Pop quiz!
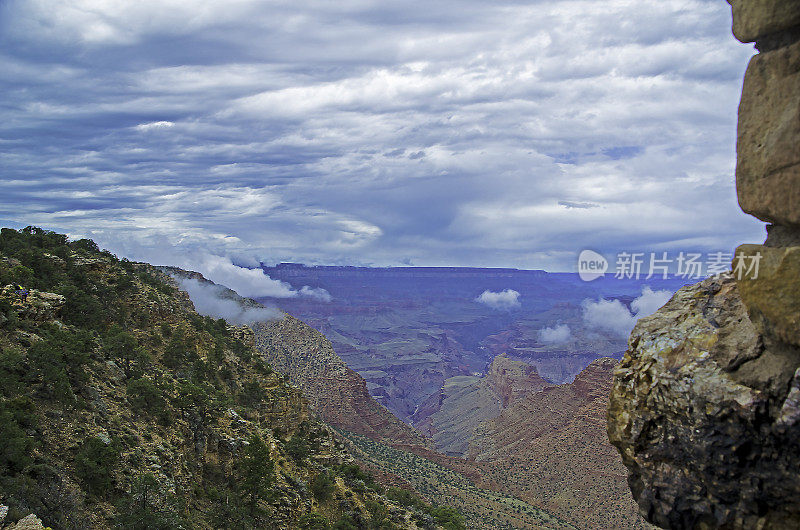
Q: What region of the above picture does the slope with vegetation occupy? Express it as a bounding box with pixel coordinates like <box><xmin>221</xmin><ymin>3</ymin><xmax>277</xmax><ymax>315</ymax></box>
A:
<box><xmin>252</xmin><ymin>316</ymin><xmax>429</xmax><ymax>450</ymax></box>
<box><xmin>0</xmin><ymin>226</ymin><xmax>454</xmax><ymax>530</ymax></box>
<box><xmin>335</xmin><ymin>429</ymin><xmax>575</xmax><ymax>530</ymax></box>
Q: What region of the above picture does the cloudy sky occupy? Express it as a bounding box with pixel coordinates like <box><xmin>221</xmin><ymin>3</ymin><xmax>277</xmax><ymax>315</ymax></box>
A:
<box><xmin>0</xmin><ymin>0</ymin><xmax>766</xmax><ymax>281</ymax></box>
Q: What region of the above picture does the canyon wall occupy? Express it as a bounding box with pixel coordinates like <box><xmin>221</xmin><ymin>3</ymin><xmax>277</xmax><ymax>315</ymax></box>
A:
<box><xmin>607</xmin><ymin>2</ymin><xmax>800</xmax><ymax>528</ymax></box>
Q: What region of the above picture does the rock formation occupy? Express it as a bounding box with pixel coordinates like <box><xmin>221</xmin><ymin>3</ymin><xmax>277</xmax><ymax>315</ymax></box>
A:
<box><xmin>472</xmin><ymin>358</ymin><xmax>651</xmax><ymax>529</ymax></box>
<box><xmin>417</xmin><ymin>354</ymin><xmax>550</xmax><ymax>456</ymax></box>
<box><xmin>608</xmin><ymin>2</ymin><xmax>800</xmax><ymax>527</ymax></box>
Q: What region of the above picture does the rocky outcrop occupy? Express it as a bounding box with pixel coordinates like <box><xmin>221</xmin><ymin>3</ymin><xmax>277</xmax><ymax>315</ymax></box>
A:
<box><xmin>736</xmin><ymin>38</ymin><xmax>800</xmax><ymax>226</ymax></box>
<box><xmin>732</xmin><ymin>0</ymin><xmax>800</xmax><ymax>361</ymax></box>
<box><xmin>0</xmin><ymin>286</ymin><xmax>64</xmax><ymax>323</ymax></box>
<box><xmin>608</xmin><ymin>3</ymin><xmax>800</xmax><ymax>527</ymax></box>
<box><xmin>729</xmin><ymin>0</ymin><xmax>800</xmax><ymax>46</ymax></box>
<box><xmin>608</xmin><ymin>274</ymin><xmax>800</xmax><ymax>528</ymax></box>
<box><xmin>3</xmin><ymin>514</ymin><xmax>45</xmax><ymax>530</ymax></box>
<box><xmin>736</xmin><ymin>244</ymin><xmax>800</xmax><ymax>349</ymax></box>
<box><xmin>484</xmin><ymin>353</ymin><xmax>550</xmax><ymax>407</ymax></box>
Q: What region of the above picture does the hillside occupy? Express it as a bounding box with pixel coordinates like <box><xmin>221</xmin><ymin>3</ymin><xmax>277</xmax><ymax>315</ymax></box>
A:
<box><xmin>336</xmin><ymin>430</ymin><xmax>576</xmax><ymax>530</ymax></box>
<box><xmin>0</xmin><ymin>227</ymin><xmax>462</xmax><ymax>530</ymax></box>
<box><xmin>251</xmin><ymin>316</ymin><xmax>430</xmax><ymax>450</ymax></box>
<box><xmin>467</xmin><ymin>358</ymin><xmax>650</xmax><ymax>529</ymax></box>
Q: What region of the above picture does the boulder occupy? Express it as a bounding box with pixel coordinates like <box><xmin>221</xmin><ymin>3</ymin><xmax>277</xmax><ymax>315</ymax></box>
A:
<box><xmin>608</xmin><ymin>274</ymin><xmax>800</xmax><ymax>528</ymax></box>
<box><xmin>730</xmin><ymin>0</ymin><xmax>800</xmax><ymax>43</ymax></box>
<box><xmin>736</xmin><ymin>244</ymin><xmax>800</xmax><ymax>348</ymax></box>
<box><xmin>736</xmin><ymin>39</ymin><xmax>800</xmax><ymax>227</ymax></box>
<box><xmin>6</xmin><ymin>514</ymin><xmax>45</xmax><ymax>530</ymax></box>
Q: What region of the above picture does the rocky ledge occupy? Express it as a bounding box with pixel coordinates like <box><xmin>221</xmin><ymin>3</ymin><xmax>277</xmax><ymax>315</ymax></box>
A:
<box><xmin>608</xmin><ymin>273</ymin><xmax>800</xmax><ymax>528</ymax></box>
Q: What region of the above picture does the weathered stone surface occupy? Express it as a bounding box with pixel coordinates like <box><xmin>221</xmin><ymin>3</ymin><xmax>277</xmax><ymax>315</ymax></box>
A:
<box><xmin>730</xmin><ymin>0</ymin><xmax>800</xmax><ymax>43</ymax></box>
<box><xmin>6</xmin><ymin>514</ymin><xmax>45</xmax><ymax>530</ymax></box>
<box><xmin>736</xmin><ymin>39</ymin><xmax>800</xmax><ymax>227</ymax></box>
<box><xmin>765</xmin><ymin>223</ymin><xmax>800</xmax><ymax>247</ymax></box>
<box><xmin>736</xmin><ymin>244</ymin><xmax>800</xmax><ymax>348</ymax></box>
<box><xmin>608</xmin><ymin>274</ymin><xmax>800</xmax><ymax>529</ymax></box>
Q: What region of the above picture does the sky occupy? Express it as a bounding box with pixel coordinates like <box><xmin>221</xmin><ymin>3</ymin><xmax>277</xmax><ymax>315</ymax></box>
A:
<box><xmin>0</xmin><ymin>0</ymin><xmax>767</xmax><ymax>289</ymax></box>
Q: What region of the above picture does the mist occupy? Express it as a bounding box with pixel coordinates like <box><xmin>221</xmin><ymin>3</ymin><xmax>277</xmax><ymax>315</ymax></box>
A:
<box><xmin>178</xmin><ymin>278</ymin><xmax>284</xmax><ymax>325</ymax></box>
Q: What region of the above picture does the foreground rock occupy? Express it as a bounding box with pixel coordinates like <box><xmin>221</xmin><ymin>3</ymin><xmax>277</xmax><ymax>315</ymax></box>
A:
<box><xmin>608</xmin><ymin>274</ymin><xmax>800</xmax><ymax>528</ymax></box>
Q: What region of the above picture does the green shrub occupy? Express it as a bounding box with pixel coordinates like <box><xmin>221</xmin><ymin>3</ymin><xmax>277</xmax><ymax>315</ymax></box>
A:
<box><xmin>116</xmin><ymin>473</ymin><xmax>187</xmax><ymax>529</ymax></box>
<box><xmin>230</xmin><ymin>338</ymin><xmax>251</xmax><ymax>362</ymax></box>
<box><xmin>385</xmin><ymin>487</ymin><xmax>424</xmax><ymax>510</ymax></box>
<box><xmin>126</xmin><ymin>378</ymin><xmax>168</xmax><ymax>422</ymax></box>
<box><xmin>28</xmin><ymin>328</ymin><xmax>94</xmax><ymax>402</ymax></box>
<box><xmin>0</xmin><ymin>346</ymin><xmax>25</xmax><ymax>397</ymax></box>
<box><xmin>239</xmin><ymin>380</ymin><xmax>266</xmax><ymax>408</ymax></box>
<box><xmin>162</xmin><ymin>328</ymin><xmax>196</xmax><ymax>369</ymax></box>
<box><xmin>236</xmin><ymin>434</ymin><xmax>274</xmax><ymax>511</ymax></box>
<box><xmin>429</xmin><ymin>506</ymin><xmax>466</xmax><ymax>530</ymax></box>
<box><xmin>59</xmin><ymin>283</ymin><xmax>106</xmax><ymax>330</ymax></box>
<box><xmin>75</xmin><ymin>436</ymin><xmax>121</xmax><ymax>496</ymax></box>
<box><xmin>0</xmin><ymin>397</ymin><xmax>36</xmax><ymax>473</ymax></box>
<box><xmin>70</xmin><ymin>238</ymin><xmax>99</xmax><ymax>253</ymax></box>
<box><xmin>332</xmin><ymin>514</ymin><xmax>359</xmax><ymax>530</ymax></box>
<box><xmin>9</xmin><ymin>265</ymin><xmax>34</xmax><ymax>288</ymax></box>
<box><xmin>310</xmin><ymin>472</ymin><xmax>335</xmax><ymax>501</ymax></box>
<box><xmin>0</xmin><ymin>299</ymin><xmax>20</xmax><ymax>331</ymax></box>
<box><xmin>286</xmin><ymin>435</ymin><xmax>310</xmax><ymax>463</ymax></box>
<box><xmin>298</xmin><ymin>513</ymin><xmax>330</xmax><ymax>529</ymax></box>
<box><xmin>104</xmin><ymin>325</ymin><xmax>147</xmax><ymax>379</ymax></box>
<box><xmin>337</xmin><ymin>464</ymin><xmax>376</xmax><ymax>489</ymax></box>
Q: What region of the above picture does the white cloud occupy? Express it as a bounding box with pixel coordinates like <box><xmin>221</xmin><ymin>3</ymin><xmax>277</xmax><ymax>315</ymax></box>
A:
<box><xmin>299</xmin><ymin>285</ymin><xmax>333</xmax><ymax>302</ymax></box>
<box><xmin>631</xmin><ymin>286</ymin><xmax>673</xmax><ymax>318</ymax></box>
<box><xmin>182</xmin><ymin>254</ymin><xmax>332</xmax><ymax>301</ymax></box>
<box><xmin>475</xmin><ymin>289</ymin><xmax>521</xmax><ymax>310</ymax></box>
<box><xmin>135</xmin><ymin>121</ymin><xmax>175</xmax><ymax>131</ymax></box>
<box><xmin>539</xmin><ymin>323</ymin><xmax>571</xmax><ymax>344</ymax></box>
<box><xmin>582</xmin><ymin>285</ymin><xmax>674</xmax><ymax>338</ymax></box>
<box><xmin>178</xmin><ymin>278</ymin><xmax>283</xmax><ymax>325</ymax></box>
<box><xmin>582</xmin><ymin>298</ymin><xmax>637</xmax><ymax>338</ymax></box>
<box><xmin>194</xmin><ymin>254</ymin><xmax>297</xmax><ymax>298</ymax></box>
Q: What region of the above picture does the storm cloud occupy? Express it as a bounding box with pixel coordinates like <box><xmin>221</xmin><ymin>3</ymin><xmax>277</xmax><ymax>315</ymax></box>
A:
<box><xmin>0</xmin><ymin>0</ymin><xmax>765</xmax><ymax>272</ymax></box>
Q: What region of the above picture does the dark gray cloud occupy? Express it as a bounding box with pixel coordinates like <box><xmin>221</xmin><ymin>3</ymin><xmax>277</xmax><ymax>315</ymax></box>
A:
<box><xmin>0</xmin><ymin>0</ymin><xmax>766</xmax><ymax>279</ymax></box>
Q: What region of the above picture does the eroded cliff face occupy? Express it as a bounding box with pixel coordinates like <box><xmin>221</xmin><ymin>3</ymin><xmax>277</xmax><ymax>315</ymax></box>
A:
<box><xmin>608</xmin><ymin>2</ymin><xmax>800</xmax><ymax>527</ymax></box>
<box><xmin>474</xmin><ymin>357</ymin><xmax>651</xmax><ymax>529</ymax></box>
<box><xmin>252</xmin><ymin>315</ymin><xmax>430</xmax><ymax>449</ymax></box>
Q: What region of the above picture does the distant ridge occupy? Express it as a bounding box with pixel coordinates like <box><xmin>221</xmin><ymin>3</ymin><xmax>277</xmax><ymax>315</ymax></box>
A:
<box><xmin>265</xmin><ymin>263</ymin><xmax>548</xmax><ymax>279</ymax></box>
